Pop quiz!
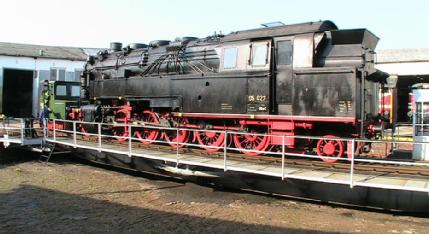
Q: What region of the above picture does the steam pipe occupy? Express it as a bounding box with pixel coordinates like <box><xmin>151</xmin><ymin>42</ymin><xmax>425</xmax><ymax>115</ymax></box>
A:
<box><xmin>360</xmin><ymin>70</ymin><xmax>365</xmax><ymax>139</ymax></box>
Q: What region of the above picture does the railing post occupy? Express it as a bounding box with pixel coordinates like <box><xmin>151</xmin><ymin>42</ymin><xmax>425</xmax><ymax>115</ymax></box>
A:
<box><xmin>20</xmin><ymin>118</ymin><xmax>24</xmax><ymax>145</ymax></box>
<box><xmin>176</xmin><ymin>128</ymin><xmax>180</xmax><ymax>167</ymax></box>
<box><xmin>223</xmin><ymin>131</ymin><xmax>228</xmax><ymax>172</ymax></box>
<box><xmin>73</xmin><ymin>121</ymin><xmax>77</xmax><ymax>148</ymax></box>
<box><xmin>350</xmin><ymin>139</ymin><xmax>356</xmax><ymax>188</ymax></box>
<box><xmin>282</xmin><ymin>135</ymin><xmax>285</xmax><ymax>180</ymax></box>
<box><xmin>98</xmin><ymin>123</ymin><xmax>102</xmax><ymax>152</ymax></box>
<box><xmin>53</xmin><ymin>119</ymin><xmax>56</xmax><ymax>142</ymax></box>
<box><xmin>128</xmin><ymin>124</ymin><xmax>132</xmax><ymax>157</ymax></box>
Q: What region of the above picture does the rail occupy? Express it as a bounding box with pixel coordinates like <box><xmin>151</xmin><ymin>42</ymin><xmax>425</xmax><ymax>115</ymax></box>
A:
<box><xmin>44</xmin><ymin>119</ymin><xmax>429</xmax><ymax>193</ymax></box>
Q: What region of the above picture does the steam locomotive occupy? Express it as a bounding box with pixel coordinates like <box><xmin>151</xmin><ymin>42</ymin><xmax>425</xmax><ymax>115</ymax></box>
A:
<box><xmin>64</xmin><ymin>20</ymin><xmax>387</xmax><ymax>162</ymax></box>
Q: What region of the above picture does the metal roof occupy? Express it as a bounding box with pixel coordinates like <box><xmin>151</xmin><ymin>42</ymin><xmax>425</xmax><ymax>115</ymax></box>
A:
<box><xmin>377</xmin><ymin>48</ymin><xmax>429</xmax><ymax>63</ymax></box>
<box><xmin>0</xmin><ymin>42</ymin><xmax>88</xmax><ymax>61</ymax></box>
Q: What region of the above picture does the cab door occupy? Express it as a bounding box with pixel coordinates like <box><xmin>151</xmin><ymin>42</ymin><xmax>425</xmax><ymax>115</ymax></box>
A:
<box><xmin>274</xmin><ymin>37</ymin><xmax>294</xmax><ymax>115</ymax></box>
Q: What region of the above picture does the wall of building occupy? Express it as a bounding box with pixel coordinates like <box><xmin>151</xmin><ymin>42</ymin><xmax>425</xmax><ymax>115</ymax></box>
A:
<box><xmin>0</xmin><ymin>55</ymin><xmax>85</xmax><ymax>117</ymax></box>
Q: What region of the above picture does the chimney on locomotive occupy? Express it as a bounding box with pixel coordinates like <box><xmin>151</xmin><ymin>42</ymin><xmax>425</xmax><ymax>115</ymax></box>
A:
<box><xmin>110</xmin><ymin>42</ymin><xmax>123</xmax><ymax>52</ymax></box>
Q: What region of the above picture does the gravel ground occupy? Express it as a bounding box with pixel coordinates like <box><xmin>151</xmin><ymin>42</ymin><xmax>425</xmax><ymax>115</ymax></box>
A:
<box><xmin>0</xmin><ymin>150</ymin><xmax>428</xmax><ymax>234</ymax></box>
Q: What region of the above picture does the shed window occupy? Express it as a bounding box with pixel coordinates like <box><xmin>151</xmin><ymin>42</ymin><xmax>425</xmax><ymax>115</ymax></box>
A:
<box><xmin>277</xmin><ymin>40</ymin><xmax>293</xmax><ymax>65</ymax></box>
<box><xmin>74</xmin><ymin>69</ymin><xmax>83</xmax><ymax>82</ymax></box>
<box><xmin>223</xmin><ymin>47</ymin><xmax>238</xmax><ymax>69</ymax></box>
<box><xmin>50</xmin><ymin>68</ymin><xmax>66</xmax><ymax>81</ymax></box>
<box><xmin>65</xmin><ymin>72</ymin><xmax>75</xmax><ymax>81</ymax></box>
<box><xmin>58</xmin><ymin>69</ymin><xmax>66</xmax><ymax>81</ymax></box>
<box><xmin>251</xmin><ymin>44</ymin><xmax>268</xmax><ymax>66</ymax></box>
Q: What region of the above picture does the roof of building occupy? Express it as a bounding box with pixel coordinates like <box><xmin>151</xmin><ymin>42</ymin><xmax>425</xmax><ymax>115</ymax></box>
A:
<box><xmin>377</xmin><ymin>48</ymin><xmax>429</xmax><ymax>63</ymax></box>
<box><xmin>0</xmin><ymin>42</ymin><xmax>90</xmax><ymax>61</ymax></box>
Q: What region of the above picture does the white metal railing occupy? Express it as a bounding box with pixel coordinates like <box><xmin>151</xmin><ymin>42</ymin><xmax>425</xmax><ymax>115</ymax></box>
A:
<box><xmin>0</xmin><ymin>118</ymin><xmax>44</xmax><ymax>146</ymax></box>
<box><xmin>45</xmin><ymin>118</ymin><xmax>429</xmax><ymax>193</ymax></box>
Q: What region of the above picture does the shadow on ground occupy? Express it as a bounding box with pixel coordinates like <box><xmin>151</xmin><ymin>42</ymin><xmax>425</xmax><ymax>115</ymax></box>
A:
<box><xmin>2</xmin><ymin>148</ymin><xmax>429</xmax><ymax>218</ymax></box>
<box><xmin>0</xmin><ymin>185</ymin><xmax>334</xmax><ymax>233</ymax></box>
<box><xmin>0</xmin><ymin>147</ymin><xmax>38</xmax><ymax>168</ymax></box>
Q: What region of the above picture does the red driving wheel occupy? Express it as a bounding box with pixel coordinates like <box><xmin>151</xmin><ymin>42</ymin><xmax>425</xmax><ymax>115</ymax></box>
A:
<box><xmin>195</xmin><ymin>130</ymin><xmax>225</xmax><ymax>152</ymax></box>
<box><xmin>316</xmin><ymin>135</ymin><xmax>344</xmax><ymax>163</ymax></box>
<box><xmin>163</xmin><ymin>118</ymin><xmax>190</xmax><ymax>148</ymax></box>
<box><xmin>112</xmin><ymin>109</ymin><xmax>130</xmax><ymax>142</ymax></box>
<box><xmin>134</xmin><ymin>111</ymin><xmax>160</xmax><ymax>145</ymax></box>
<box><xmin>232</xmin><ymin>127</ymin><xmax>270</xmax><ymax>156</ymax></box>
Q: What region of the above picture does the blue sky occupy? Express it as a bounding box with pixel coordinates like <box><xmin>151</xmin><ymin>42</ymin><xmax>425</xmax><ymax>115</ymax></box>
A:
<box><xmin>0</xmin><ymin>0</ymin><xmax>428</xmax><ymax>50</ymax></box>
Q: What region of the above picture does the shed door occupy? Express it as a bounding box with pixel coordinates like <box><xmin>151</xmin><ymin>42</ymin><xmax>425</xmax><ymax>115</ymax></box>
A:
<box><xmin>274</xmin><ymin>37</ymin><xmax>293</xmax><ymax>114</ymax></box>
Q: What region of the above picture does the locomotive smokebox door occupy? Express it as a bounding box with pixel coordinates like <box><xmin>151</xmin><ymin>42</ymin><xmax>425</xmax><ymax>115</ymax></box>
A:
<box><xmin>274</xmin><ymin>37</ymin><xmax>294</xmax><ymax>114</ymax></box>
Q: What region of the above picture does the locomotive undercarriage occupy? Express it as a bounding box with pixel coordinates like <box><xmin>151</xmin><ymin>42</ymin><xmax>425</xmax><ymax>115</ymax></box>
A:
<box><xmin>67</xmin><ymin>99</ymin><xmax>364</xmax><ymax>163</ymax></box>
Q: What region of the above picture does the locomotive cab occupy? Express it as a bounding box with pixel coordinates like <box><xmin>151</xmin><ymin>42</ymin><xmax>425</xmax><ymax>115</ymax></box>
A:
<box><xmin>49</xmin><ymin>81</ymin><xmax>81</xmax><ymax>119</ymax></box>
<box><xmin>274</xmin><ymin>28</ymin><xmax>382</xmax><ymax>116</ymax></box>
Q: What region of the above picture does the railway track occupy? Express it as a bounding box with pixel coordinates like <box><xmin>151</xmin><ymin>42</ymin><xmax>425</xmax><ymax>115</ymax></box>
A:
<box><xmin>51</xmin><ymin>133</ymin><xmax>429</xmax><ymax>177</ymax></box>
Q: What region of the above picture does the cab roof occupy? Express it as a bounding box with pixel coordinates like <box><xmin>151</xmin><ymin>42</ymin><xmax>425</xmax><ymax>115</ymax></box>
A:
<box><xmin>222</xmin><ymin>20</ymin><xmax>338</xmax><ymax>42</ymax></box>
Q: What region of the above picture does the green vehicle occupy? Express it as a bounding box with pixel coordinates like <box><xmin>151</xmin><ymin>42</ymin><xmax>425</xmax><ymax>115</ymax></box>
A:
<box><xmin>46</xmin><ymin>81</ymin><xmax>82</xmax><ymax>120</ymax></box>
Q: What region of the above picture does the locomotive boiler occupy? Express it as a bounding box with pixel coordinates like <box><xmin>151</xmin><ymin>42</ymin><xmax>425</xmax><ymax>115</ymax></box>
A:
<box><xmin>75</xmin><ymin>20</ymin><xmax>387</xmax><ymax>162</ymax></box>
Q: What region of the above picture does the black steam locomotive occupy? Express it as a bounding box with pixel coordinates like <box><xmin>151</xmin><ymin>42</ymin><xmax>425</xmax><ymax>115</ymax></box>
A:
<box><xmin>73</xmin><ymin>20</ymin><xmax>387</xmax><ymax>161</ymax></box>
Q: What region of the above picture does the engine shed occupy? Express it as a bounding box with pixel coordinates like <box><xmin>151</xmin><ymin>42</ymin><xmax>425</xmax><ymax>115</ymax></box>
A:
<box><xmin>376</xmin><ymin>48</ymin><xmax>429</xmax><ymax>123</ymax></box>
<box><xmin>0</xmin><ymin>42</ymin><xmax>91</xmax><ymax>118</ymax></box>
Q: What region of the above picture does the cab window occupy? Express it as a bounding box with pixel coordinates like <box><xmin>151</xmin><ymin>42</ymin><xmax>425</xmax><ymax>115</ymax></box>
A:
<box><xmin>55</xmin><ymin>85</ymin><xmax>67</xmax><ymax>96</ymax></box>
<box><xmin>251</xmin><ymin>44</ymin><xmax>268</xmax><ymax>66</ymax></box>
<box><xmin>71</xmin><ymin>86</ymin><xmax>80</xmax><ymax>97</ymax></box>
<box><xmin>54</xmin><ymin>82</ymin><xmax>80</xmax><ymax>100</ymax></box>
<box><xmin>277</xmin><ymin>40</ymin><xmax>293</xmax><ymax>65</ymax></box>
<box><xmin>223</xmin><ymin>47</ymin><xmax>238</xmax><ymax>69</ymax></box>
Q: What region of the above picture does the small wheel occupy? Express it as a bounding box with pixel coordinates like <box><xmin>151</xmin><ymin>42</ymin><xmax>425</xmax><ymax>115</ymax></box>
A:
<box><xmin>195</xmin><ymin>130</ymin><xmax>225</xmax><ymax>152</ymax></box>
<box><xmin>77</xmin><ymin>116</ymin><xmax>91</xmax><ymax>140</ymax></box>
<box><xmin>232</xmin><ymin>127</ymin><xmax>270</xmax><ymax>156</ymax></box>
<box><xmin>79</xmin><ymin>123</ymin><xmax>90</xmax><ymax>139</ymax></box>
<box><xmin>316</xmin><ymin>135</ymin><xmax>344</xmax><ymax>163</ymax></box>
<box><xmin>163</xmin><ymin>118</ymin><xmax>190</xmax><ymax>148</ymax></box>
<box><xmin>134</xmin><ymin>111</ymin><xmax>160</xmax><ymax>145</ymax></box>
<box><xmin>112</xmin><ymin>109</ymin><xmax>129</xmax><ymax>142</ymax></box>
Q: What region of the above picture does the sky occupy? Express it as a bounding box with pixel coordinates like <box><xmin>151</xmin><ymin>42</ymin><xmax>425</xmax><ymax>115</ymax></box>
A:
<box><xmin>0</xmin><ymin>0</ymin><xmax>428</xmax><ymax>50</ymax></box>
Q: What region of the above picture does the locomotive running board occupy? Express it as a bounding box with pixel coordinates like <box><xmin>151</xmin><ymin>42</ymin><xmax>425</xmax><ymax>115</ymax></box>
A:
<box><xmin>172</xmin><ymin>112</ymin><xmax>356</xmax><ymax>123</ymax></box>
